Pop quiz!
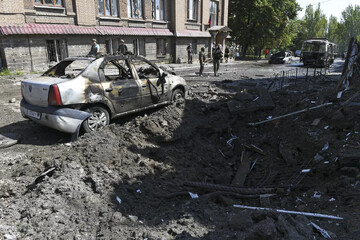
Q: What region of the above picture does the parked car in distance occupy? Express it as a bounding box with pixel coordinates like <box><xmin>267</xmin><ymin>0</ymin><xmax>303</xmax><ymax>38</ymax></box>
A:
<box><xmin>268</xmin><ymin>51</ymin><xmax>293</xmax><ymax>64</ymax></box>
<box><xmin>295</xmin><ymin>50</ymin><xmax>301</xmax><ymax>57</ymax></box>
<box><xmin>20</xmin><ymin>55</ymin><xmax>189</xmax><ymax>134</ymax></box>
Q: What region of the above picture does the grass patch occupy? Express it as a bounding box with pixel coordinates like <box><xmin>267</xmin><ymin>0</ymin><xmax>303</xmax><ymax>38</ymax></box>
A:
<box><xmin>0</xmin><ymin>69</ymin><xmax>12</xmax><ymax>76</ymax></box>
<box><xmin>0</xmin><ymin>69</ymin><xmax>25</xmax><ymax>76</ymax></box>
<box><xmin>14</xmin><ymin>70</ymin><xmax>24</xmax><ymax>75</ymax></box>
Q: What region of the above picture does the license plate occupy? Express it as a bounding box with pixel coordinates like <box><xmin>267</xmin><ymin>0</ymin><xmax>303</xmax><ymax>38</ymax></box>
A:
<box><xmin>25</xmin><ymin>108</ymin><xmax>41</xmax><ymax>120</ymax></box>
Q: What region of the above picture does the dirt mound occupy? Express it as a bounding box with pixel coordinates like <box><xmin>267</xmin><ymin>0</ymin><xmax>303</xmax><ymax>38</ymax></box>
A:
<box><xmin>1</xmin><ymin>73</ymin><xmax>360</xmax><ymax>239</ymax></box>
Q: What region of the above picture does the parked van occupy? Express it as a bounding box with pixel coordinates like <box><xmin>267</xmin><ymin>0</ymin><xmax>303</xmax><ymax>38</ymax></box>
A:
<box><xmin>301</xmin><ymin>38</ymin><xmax>335</xmax><ymax>67</ymax></box>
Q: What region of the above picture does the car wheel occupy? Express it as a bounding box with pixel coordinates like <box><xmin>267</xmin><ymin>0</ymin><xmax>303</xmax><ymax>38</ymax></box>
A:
<box><xmin>82</xmin><ymin>106</ymin><xmax>110</xmax><ymax>133</ymax></box>
<box><xmin>171</xmin><ymin>88</ymin><xmax>185</xmax><ymax>102</ymax></box>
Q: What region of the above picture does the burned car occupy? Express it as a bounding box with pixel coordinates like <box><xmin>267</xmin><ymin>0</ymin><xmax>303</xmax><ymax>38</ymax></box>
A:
<box><xmin>268</xmin><ymin>51</ymin><xmax>293</xmax><ymax>64</ymax></box>
<box><xmin>20</xmin><ymin>55</ymin><xmax>189</xmax><ymax>133</ymax></box>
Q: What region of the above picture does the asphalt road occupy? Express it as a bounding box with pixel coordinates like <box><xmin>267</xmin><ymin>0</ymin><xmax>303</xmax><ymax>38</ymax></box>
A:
<box><xmin>170</xmin><ymin>58</ymin><xmax>344</xmax><ymax>80</ymax></box>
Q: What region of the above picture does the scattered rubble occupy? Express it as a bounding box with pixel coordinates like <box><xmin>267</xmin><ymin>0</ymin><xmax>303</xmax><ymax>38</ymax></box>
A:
<box><xmin>1</xmin><ymin>61</ymin><xmax>360</xmax><ymax>239</ymax></box>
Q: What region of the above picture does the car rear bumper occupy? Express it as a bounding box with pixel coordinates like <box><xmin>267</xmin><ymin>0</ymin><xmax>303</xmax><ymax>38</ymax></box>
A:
<box><xmin>20</xmin><ymin>100</ymin><xmax>91</xmax><ymax>134</ymax></box>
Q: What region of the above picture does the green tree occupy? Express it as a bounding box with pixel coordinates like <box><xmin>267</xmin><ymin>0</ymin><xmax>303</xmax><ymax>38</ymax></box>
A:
<box><xmin>275</xmin><ymin>19</ymin><xmax>301</xmax><ymax>51</ymax></box>
<box><xmin>291</xmin><ymin>20</ymin><xmax>307</xmax><ymax>50</ymax></box>
<box><xmin>327</xmin><ymin>15</ymin><xmax>339</xmax><ymax>43</ymax></box>
<box><xmin>303</xmin><ymin>4</ymin><xmax>328</xmax><ymax>39</ymax></box>
<box><xmin>339</xmin><ymin>5</ymin><xmax>360</xmax><ymax>51</ymax></box>
<box><xmin>290</xmin><ymin>4</ymin><xmax>328</xmax><ymax>51</ymax></box>
<box><xmin>229</xmin><ymin>0</ymin><xmax>300</xmax><ymax>57</ymax></box>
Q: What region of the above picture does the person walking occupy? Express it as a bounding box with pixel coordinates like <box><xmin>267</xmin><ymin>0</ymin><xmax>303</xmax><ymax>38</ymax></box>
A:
<box><xmin>88</xmin><ymin>39</ymin><xmax>100</xmax><ymax>56</ymax></box>
<box><xmin>211</xmin><ymin>42</ymin><xmax>216</xmax><ymax>57</ymax></box>
<box><xmin>186</xmin><ymin>43</ymin><xmax>193</xmax><ymax>64</ymax></box>
<box><xmin>199</xmin><ymin>47</ymin><xmax>206</xmax><ymax>76</ymax></box>
<box><xmin>117</xmin><ymin>39</ymin><xmax>128</xmax><ymax>55</ymax></box>
<box><xmin>224</xmin><ymin>46</ymin><xmax>230</xmax><ymax>63</ymax></box>
<box><xmin>213</xmin><ymin>44</ymin><xmax>223</xmax><ymax>76</ymax></box>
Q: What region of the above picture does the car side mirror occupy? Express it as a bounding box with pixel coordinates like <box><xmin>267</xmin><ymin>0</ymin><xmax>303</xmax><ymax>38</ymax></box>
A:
<box><xmin>162</xmin><ymin>72</ymin><xmax>168</xmax><ymax>78</ymax></box>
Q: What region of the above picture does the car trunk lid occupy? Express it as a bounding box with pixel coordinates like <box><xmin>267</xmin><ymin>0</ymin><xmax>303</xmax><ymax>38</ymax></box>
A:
<box><xmin>21</xmin><ymin>77</ymin><xmax>67</xmax><ymax>107</ymax></box>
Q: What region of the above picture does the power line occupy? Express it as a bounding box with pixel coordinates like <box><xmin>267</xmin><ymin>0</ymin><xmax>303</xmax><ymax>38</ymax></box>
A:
<box><xmin>319</xmin><ymin>0</ymin><xmax>334</xmax><ymax>4</ymax></box>
<box><xmin>306</xmin><ymin>0</ymin><xmax>336</xmax><ymax>7</ymax></box>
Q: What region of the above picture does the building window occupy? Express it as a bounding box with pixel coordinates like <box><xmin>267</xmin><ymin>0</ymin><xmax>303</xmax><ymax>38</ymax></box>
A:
<box><xmin>188</xmin><ymin>0</ymin><xmax>198</xmax><ymax>21</ymax></box>
<box><xmin>152</xmin><ymin>0</ymin><xmax>165</xmax><ymax>20</ymax></box>
<box><xmin>192</xmin><ymin>39</ymin><xmax>198</xmax><ymax>54</ymax></box>
<box><xmin>105</xmin><ymin>39</ymin><xmax>120</xmax><ymax>55</ymax></box>
<box><xmin>127</xmin><ymin>0</ymin><xmax>143</xmax><ymax>19</ymax></box>
<box><xmin>35</xmin><ymin>0</ymin><xmax>62</xmax><ymax>5</ymax></box>
<box><xmin>209</xmin><ymin>0</ymin><xmax>218</xmax><ymax>27</ymax></box>
<box><xmin>46</xmin><ymin>39</ymin><xmax>67</xmax><ymax>62</ymax></box>
<box><xmin>98</xmin><ymin>0</ymin><xmax>118</xmax><ymax>17</ymax></box>
<box><xmin>133</xmin><ymin>39</ymin><xmax>145</xmax><ymax>56</ymax></box>
<box><xmin>156</xmin><ymin>39</ymin><xmax>167</xmax><ymax>56</ymax></box>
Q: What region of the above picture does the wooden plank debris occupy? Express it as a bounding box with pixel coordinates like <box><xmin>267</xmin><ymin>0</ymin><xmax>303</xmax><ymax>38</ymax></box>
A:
<box><xmin>244</xmin><ymin>144</ymin><xmax>265</xmax><ymax>155</ymax></box>
<box><xmin>231</xmin><ymin>150</ymin><xmax>251</xmax><ymax>186</ymax></box>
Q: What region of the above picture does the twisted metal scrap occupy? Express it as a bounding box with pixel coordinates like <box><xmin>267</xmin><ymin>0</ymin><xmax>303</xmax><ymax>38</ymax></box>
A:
<box><xmin>183</xmin><ymin>181</ymin><xmax>278</xmax><ymax>195</ymax></box>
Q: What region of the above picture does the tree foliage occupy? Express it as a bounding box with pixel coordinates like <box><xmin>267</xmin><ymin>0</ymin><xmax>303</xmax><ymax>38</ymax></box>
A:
<box><xmin>303</xmin><ymin>4</ymin><xmax>328</xmax><ymax>39</ymax></box>
<box><xmin>327</xmin><ymin>15</ymin><xmax>339</xmax><ymax>43</ymax></box>
<box><xmin>229</xmin><ymin>1</ymin><xmax>360</xmax><ymax>56</ymax></box>
<box><xmin>229</xmin><ymin>0</ymin><xmax>300</xmax><ymax>56</ymax></box>
<box><xmin>291</xmin><ymin>4</ymin><xmax>360</xmax><ymax>53</ymax></box>
<box><xmin>336</xmin><ymin>5</ymin><xmax>360</xmax><ymax>52</ymax></box>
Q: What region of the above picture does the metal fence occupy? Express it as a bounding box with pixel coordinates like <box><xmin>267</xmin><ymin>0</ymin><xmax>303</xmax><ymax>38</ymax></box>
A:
<box><xmin>268</xmin><ymin>66</ymin><xmax>330</xmax><ymax>91</ymax></box>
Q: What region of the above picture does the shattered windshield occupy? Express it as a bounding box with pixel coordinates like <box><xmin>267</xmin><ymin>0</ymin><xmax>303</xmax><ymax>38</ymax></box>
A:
<box><xmin>43</xmin><ymin>59</ymin><xmax>93</xmax><ymax>79</ymax></box>
<box><xmin>302</xmin><ymin>42</ymin><xmax>326</xmax><ymax>53</ymax></box>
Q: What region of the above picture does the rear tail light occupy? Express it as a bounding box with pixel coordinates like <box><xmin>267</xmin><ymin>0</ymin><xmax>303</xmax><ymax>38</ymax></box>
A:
<box><xmin>48</xmin><ymin>84</ymin><xmax>62</xmax><ymax>106</ymax></box>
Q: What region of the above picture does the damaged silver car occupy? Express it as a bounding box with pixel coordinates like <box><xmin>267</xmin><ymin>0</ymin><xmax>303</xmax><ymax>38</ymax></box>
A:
<box><xmin>20</xmin><ymin>55</ymin><xmax>189</xmax><ymax>134</ymax></box>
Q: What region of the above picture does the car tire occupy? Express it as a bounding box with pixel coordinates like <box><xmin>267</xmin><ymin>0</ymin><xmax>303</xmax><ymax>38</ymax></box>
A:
<box><xmin>82</xmin><ymin>106</ymin><xmax>110</xmax><ymax>133</ymax></box>
<box><xmin>171</xmin><ymin>88</ymin><xmax>185</xmax><ymax>102</ymax></box>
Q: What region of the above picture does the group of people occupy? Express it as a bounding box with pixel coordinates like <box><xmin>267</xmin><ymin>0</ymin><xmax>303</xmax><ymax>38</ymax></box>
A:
<box><xmin>88</xmin><ymin>38</ymin><xmax>128</xmax><ymax>56</ymax></box>
<box><xmin>188</xmin><ymin>42</ymin><xmax>230</xmax><ymax>77</ymax></box>
<box><xmin>89</xmin><ymin>39</ymin><xmax>230</xmax><ymax>77</ymax></box>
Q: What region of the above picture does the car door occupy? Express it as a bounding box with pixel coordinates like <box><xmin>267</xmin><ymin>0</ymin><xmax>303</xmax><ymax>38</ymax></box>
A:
<box><xmin>99</xmin><ymin>58</ymin><xmax>141</xmax><ymax>114</ymax></box>
<box><xmin>131</xmin><ymin>58</ymin><xmax>169</xmax><ymax>108</ymax></box>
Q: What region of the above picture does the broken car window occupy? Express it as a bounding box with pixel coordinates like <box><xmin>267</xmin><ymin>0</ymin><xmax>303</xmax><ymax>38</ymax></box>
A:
<box><xmin>102</xmin><ymin>60</ymin><xmax>133</xmax><ymax>81</ymax></box>
<box><xmin>43</xmin><ymin>59</ymin><xmax>93</xmax><ymax>79</ymax></box>
<box><xmin>132</xmin><ymin>59</ymin><xmax>159</xmax><ymax>80</ymax></box>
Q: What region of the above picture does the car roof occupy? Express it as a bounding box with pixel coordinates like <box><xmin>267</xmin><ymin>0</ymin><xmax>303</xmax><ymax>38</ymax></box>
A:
<box><xmin>61</xmin><ymin>55</ymin><xmax>149</xmax><ymax>63</ymax></box>
<box><xmin>61</xmin><ymin>55</ymin><xmax>160</xmax><ymax>70</ymax></box>
<box><xmin>62</xmin><ymin>57</ymin><xmax>96</xmax><ymax>61</ymax></box>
